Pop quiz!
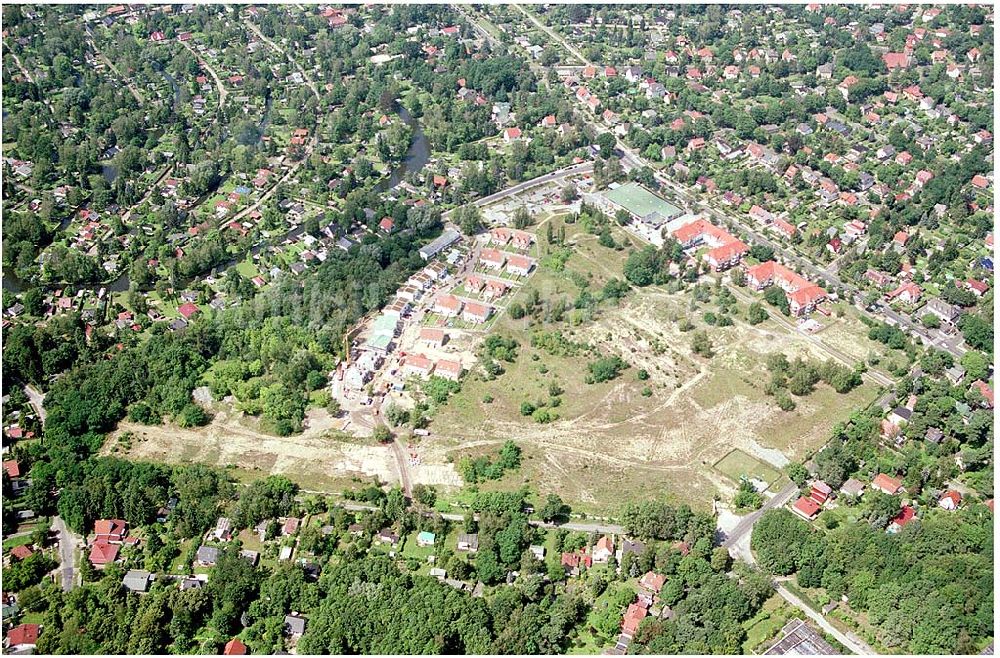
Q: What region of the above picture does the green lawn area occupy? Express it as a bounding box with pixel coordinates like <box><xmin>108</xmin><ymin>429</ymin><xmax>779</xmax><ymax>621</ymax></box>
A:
<box><xmin>714</xmin><ymin>448</ymin><xmax>782</xmax><ymax>486</ymax></box>
<box><xmin>3</xmin><ymin>534</ymin><xmax>35</xmax><ymax>551</ymax></box>
<box><xmin>742</xmin><ymin>594</ymin><xmax>799</xmax><ymax>653</ymax></box>
<box><xmin>235</xmin><ymin>257</ymin><xmax>259</xmax><ymax>279</ymax></box>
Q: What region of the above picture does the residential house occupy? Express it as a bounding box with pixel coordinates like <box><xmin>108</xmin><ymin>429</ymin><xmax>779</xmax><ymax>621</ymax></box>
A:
<box><xmin>462</xmin><ymin>302</ymin><xmax>492</xmax><ymax>324</ymax></box>
<box><xmin>122</xmin><ymin>570</ymin><xmax>153</xmax><ymax>593</ymax></box>
<box><xmin>457</xmin><ymin>533</ymin><xmax>479</xmax><ymax>552</ymax></box>
<box><xmin>792</xmin><ymin>496</ymin><xmax>821</xmax><ymax>520</ymax></box>
<box><xmin>872</xmin><ymin>473</ymin><xmax>902</xmax><ymax>495</ymax></box>
<box><xmin>887</xmin><ymin>505</ymin><xmax>916</xmax><ymax>533</ymax></box>
<box><xmin>939</xmin><ymin>490</ymin><xmax>961</xmax><ymax>511</ymax></box>
<box><xmin>592</xmin><ymin>536</ymin><xmax>614</xmax><ymax>563</ymax></box>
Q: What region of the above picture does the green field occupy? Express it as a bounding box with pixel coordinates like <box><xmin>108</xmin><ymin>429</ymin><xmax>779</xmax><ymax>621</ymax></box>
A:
<box><xmin>714</xmin><ymin>449</ymin><xmax>782</xmax><ymax>486</ymax></box>
<box><xmin>604</xmin><ymin>182</ymin><xmax>682</xmax><ymax>221</ymax></box>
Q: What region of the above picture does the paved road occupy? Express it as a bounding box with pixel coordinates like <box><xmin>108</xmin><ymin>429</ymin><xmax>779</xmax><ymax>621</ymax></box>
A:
<box><xmin>497</xmin><ymin>4</ymin><xmax>967</xmax><ymax>361</ymax></box>
<box><xmin>52</xmin><ymin>516</ymin><xmax>81</xmax><ymax>592</ymax></box>
<box><xmin>514</xmin><ymin>4</ymin><xmax>591</xmax><ymax>66</ymax></box>
<box><xmin>85</xmin><ymin>27</ymin><xmax>145</xmax><ymax>106</ymax></box>
<box><xmin>179</xmin><ymin>39</ymin><xmax>227</xmax><ymax>109</ymax></box>
<box><xmin>721</xmin><ymin>482</ymin><xmax>798</xmax><ymax>550</ymax></box>
<box><xmin>776</xmin><ymin>583</ymin><xmax>876</xmax><ymax>655</ymax></box>
<box><xmin>24</xmin><ymin>384</ymin><xmax>46</xmax><ymax>425</ymax></box>
<box><xmin>467</xmin><ymin>162</ymin><xmax>593</xmax><ymax>208</ymax></box>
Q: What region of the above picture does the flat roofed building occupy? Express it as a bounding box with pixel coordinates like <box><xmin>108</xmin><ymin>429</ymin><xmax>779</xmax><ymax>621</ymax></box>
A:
<box><xmin>764</xmin><ymin>619</ymin><xmax>837</xmax><ymax>655</ymax></box>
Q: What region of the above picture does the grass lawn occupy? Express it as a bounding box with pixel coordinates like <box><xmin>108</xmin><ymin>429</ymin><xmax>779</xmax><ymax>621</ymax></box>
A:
<box><xmin>2</xmin><ymin>534</ymin><xmax>35</xmax><ymax>551</ymax></box>
<box><xmin>235</xmin><ymin>257</ymin><xmax>259</xmax><ymax>279</ymax></box>
<box><xmin>714</xmin><ymin>449</ymin><xmax>782</xmax><ymax>486</ymax></box>
<box><xmin>741</xmin><ymin>594</ymin><xmax>799</xmax><ymax>653</ymax></box>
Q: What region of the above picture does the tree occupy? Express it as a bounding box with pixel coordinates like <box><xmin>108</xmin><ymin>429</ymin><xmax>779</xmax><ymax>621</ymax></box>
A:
<box><xmin>732</xmin><ymin>477</ymin><xmax>763</xmax><ymax>511</ymax></box>
<box><xmin>372</xmin><ymin>424</ymin><xmax>393</xmax><ymax>444</ymax></box>
<box><xmin>784</xmin><ymin>462</ymin><xmax>809</xmax><ymax>487</ymax></box>
<box><xmin>596</xmin><ymin>133</ymin><xmax>616</xmax><ymax>159</ymax></box>
<box><xmin>746</xmin><ymin>302</ymin><xmax>768</xmax><ymax>325</ymax></box>
<box><xmin>540</xmin><ymin>494</ymin><xmax>567</xmax><ymax>523</ymax></box>
<box><xmin>691</xmin><ymin>331</ymin><xmax>714</xmax><ymax>358</ymax></box>
<box><xmin>750</xmin><ymin>509</ymin><xmax>812</xmax><ymax>576</ymax></box>
<box><xmin>710</xmin><ymin>547</ymin><xmax>731</xmax><ymax>572</ymax></box>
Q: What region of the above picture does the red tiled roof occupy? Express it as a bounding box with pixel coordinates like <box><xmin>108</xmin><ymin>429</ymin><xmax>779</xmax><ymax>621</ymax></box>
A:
<box><xmin>223</xmin><ymin>638</ymin><xmax>247</xmax><ymax>655</ymax></box>
<box><xmin>178</xmin><ymin>302</ymin><xmax>200</xmax><ymax>319</ymax></box>
<box><xmin>89</xmin><ymin>540</ymin><xmax>120</xmax><ymax>565</ymax></box>
<box><xmin>2</xmin><ymin>460</ymin><xmax>20</xmax><ymax>478</ymax></box>
<box><xmin>890</xmin><ymin>505</ymin><xmax>916</xmax><ymax>529</ymax></box>
<box><xmin>793</xmin><ymin>496</ymin><xmax>821</xmax><ymax>518</ymax></box>
<box><xmin>10</xmin><ymin>545</ymin><xmax>33</xmax><ymax>560</ymax></box>
<box><xmin>873</xmin><ymin>473</ymin><xmax>902</xmax><ymax>494</ymax></box>
<box><xmin>7</xmin><ymin>624</ymin><xmax>40</xmax><ymax>647</ymax></box>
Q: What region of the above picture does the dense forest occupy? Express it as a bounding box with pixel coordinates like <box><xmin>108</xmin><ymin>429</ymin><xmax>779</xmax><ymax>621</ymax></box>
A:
<box><xmin>751</xmin><ymin>508</ymin><xmax>993</xmax><ymax>654</ymax></box>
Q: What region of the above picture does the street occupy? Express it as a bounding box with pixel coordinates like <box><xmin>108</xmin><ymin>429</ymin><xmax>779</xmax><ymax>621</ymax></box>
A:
<box><xmin>52</xmin><ymin>516</ymin><xmax>81</xmax><ymax>592</ymax></box>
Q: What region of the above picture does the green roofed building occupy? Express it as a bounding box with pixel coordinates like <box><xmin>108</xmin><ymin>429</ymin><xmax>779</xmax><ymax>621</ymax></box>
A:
<box><xmin>366</xmin><ymin>333</ymin><xmax>392</xmax><ymax>352</ymax></box>
<box><xmin>603</xmin><ymin>182</ymin><xmax>683</xmax><ymax>228</ymax></box>
<box><xmin>372</xmin><ymin>314</ymin><xmax>399</xmax><ymax>336</ymax></box>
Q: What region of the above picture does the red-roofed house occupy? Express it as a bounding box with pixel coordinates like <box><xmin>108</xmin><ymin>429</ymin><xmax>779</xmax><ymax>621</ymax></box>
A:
<box><xmin>971</xmin><ymin>174</ymin><xmax>990</xmax><ymax>189</ymax></box>
<box><xmin>178</xmin><ymin>302</ymin><xmax>200</xmax><ymax>320</ymax></box>
<box><xmin>792</xmin><ymin>496</ymin><xmax>821</xmax><ymax>520</ymax></box>
<box><xmin>506</xmin><ymin>255</ymin><xmax>535</xmax><ymax>277</ymax></box>
<box><xmin>379</xmin><ymin>217</ymin><xmax>394</xmax><ymax>233</ymax></box>
<box><xmin>480</xmin><ymin>248</ymin><xmax>506</xmax><ymax>270</ymax></box>
<box><xmin>223</xmin><ymin>638</ymin><xmax>248</xmax><ymax>655</ymax></box>
<box><xmin>887</xmin><ymin>282</ymin><xmax>921</xmax><ymax>304</ymax></box>
<box><xmin>971</xmin><ymin>381</ymin><xmax>993</xmax><ymax>408</ymax></box>
<box><xmin>639</xmin><ymin>571</ymin><xmax>666</xmax><ymax>593</ymax></box>
<box><xmin>10</xmin><ymin>545</ymin><xmax>34</xmax><ymax>561</ymax></box>
<box><xmin>462</xmin><ymin>302</ymin><xmax>492</xmax><ymax>324</ymax></box>
<box><xmin>810</xmin><ymin>481</ymin><xmax>832</xmax><ymax>505</ymax></box>
<box><xmin>435</xmin><ymin>359</ymin><xmax>464</xmax><ymax>381</ymax></box>
<box><xmin>893</xmin><ymin>230</ymin><xmax>909</xmax><ymax>246</ymax></box>
<box><xmin>502</xmin><ymin>127</ymin><xmax>523</xmax><ymax>143</ymax></box>
<box><xmin>5</xmin><ymin>624</ymin><xmax>40</xmax><ymax>652</ymax></box>
<box><xmin>433</xmin><ymin>294</ymin><xmax>462</xmax><ymax>317</ymax></box>
<box><xmin>3</xmin><ymin>460</ymin><xmax>20</xmax><ymax>479</ymax></box>
<box><xmin>939</xmin><ymin>490</ymin><xmax>961</xmax><ymax>511</ymax></box>
<box><xmin>872</xmin><ymin>473</ymin><xmax>902</xmax><ymax>495</ymax></box>
<box><xmin>402</xmin><ymin>354</ymin><xmax>434</xmax><ymax>378</ymax></box>
<box><xmin>94</xmin><ymin>519</ymin><xmax>128</xmax><ymax>544</ymax></box>
<box><xmin>592</xmin><ymin>536</ymin><xmax>614</xmax><ymax>563</ymax></box>
<box><xmin>965</xmin><ymin>279</ymin><xmax>989</xmax><ymax>297</ymax></box>
<box><xmin>622</xmin><ymin>602</ymin><xmax>648</xmax><ymax>636</ymax></box>
<box><xmin>419</xmin><ymin>328</ymin><xmax>446</xmax><ymax>347</ymax></box>
<box><xmin>882</xmin><ymin>52</ymin><xmax>912</xmax><ymax>70</ymax></box>
<box><xmin>887</xmin><ymin>505</ymin><xmax>915</xmax><ymax>533</ymax></box>
<box><xmin>89</xmin><ymin>540</ymin><xmax>121</xmax><ymax>567</ymax></box>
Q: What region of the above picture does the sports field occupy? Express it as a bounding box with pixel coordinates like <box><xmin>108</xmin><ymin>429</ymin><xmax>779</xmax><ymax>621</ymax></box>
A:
<box><xmin>604</xmin><ymin>182</ymin><xmax>683</xmax><ymax>221</ymax></box>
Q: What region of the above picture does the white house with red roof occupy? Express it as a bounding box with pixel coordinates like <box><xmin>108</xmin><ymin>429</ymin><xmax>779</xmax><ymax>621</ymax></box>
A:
<box><xmin>462</xmin><ymin>302</ymin><xmax>492</xmax><ymax>324</ymax></box>
<box><xmin>433</xmin><ymin>294</ymin><xmax>463</xmax><ymax>317</ymax></box>
<box><xmin>592</xmin><ymin>535</ymin><xmax>614</xmax><ymax>563</ymax></box>
<box><xmin>506</xmin><ymin>255</ymin><xmax>535</xmax><ymax>277</ymax></box>
<box><xmin>887</xmin><ymin>505</ymin><xmax>916</xmax><ymax>533</ymax></box>
<box><xmin>480</xmin><ymin>248</ymin><xmax>506</xmax><ymax>270</ymax></box>
<box><xmin>435</xmin><ymin>359</ymin><xmax>463</xmax><ymax>381</ymax></box>
<box><xmin>939</xmin><ymin>490</ymin><xmax>962</xmax><ymax>511</ymax></box>
<box><xmin>792</xmin><ymin>497</ymin><xmax>821</xmax><ymax>520</ymax></box>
